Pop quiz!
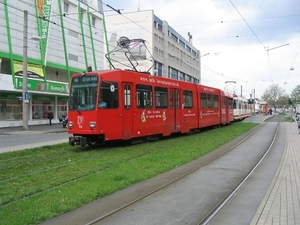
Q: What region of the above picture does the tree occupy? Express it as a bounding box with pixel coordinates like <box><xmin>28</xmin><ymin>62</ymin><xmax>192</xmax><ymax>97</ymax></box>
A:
<box><xmin>277</xmin><ymin>94</ymin><xmax>289</xmax><ymax>108</ymax></box>
<box><xmin>261</xmin><ymin>84</ymin><xmax>284</xmax><ymax>111</ymax></box>
<box><xmin>290</xmin><ymin>85</ymin><xmax>300</xmax><ymax>104</ymax></box>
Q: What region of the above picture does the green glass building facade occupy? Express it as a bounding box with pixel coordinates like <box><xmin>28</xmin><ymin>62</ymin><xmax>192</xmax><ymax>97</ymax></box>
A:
<box><xmin>0</xmin><ymin>0</ymin><xmax>105</xmax><ymax>127</ymax></box>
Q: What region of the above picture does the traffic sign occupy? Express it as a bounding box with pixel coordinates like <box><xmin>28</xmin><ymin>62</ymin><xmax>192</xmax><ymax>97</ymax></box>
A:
<box><xmin>24</xmin><ymin>91</ymin><xmax>30</xmax><ymax>103</ymax></box>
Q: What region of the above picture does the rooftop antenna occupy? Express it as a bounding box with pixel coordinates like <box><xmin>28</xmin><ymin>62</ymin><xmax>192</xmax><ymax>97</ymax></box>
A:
<box><xmin>188</xmin><ymin>32</ymin><xmax>193</xmax><ymax>44</ymax></box>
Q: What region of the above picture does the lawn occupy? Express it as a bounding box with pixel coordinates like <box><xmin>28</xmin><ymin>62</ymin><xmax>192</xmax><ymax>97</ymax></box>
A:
<box><xmin>0</xmin><ymin>122</ymin><xmax>257</xmax><ymax>225</ymax></box>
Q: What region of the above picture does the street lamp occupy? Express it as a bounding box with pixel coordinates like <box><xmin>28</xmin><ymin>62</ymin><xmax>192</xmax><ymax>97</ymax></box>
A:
<box><xmin>22</xmin><ymin>10</ymin><xmax>29</xmax><ymax>131</ymax></box>
<box><xmin>266</xmin><ymin>43</ymin><xmax>289</xmax><ymax>52</ymax></box>
<box><xmin>22</xmin><ymin>11</ymin><xmax>42</xmax><ymax>131</ymax></box>
<box><xmin>198</xmin><ymin>52</ymin><xmax>210</xmax><ymax>84</ymax></box>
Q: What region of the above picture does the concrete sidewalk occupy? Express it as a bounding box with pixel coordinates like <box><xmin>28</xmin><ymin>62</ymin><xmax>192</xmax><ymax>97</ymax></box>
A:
<box><xmin>0</xmin><ymin>123</ymin><xmax>66</xmax><ymax>135</ymax></box>
<box><xmin>251</xmin><ymin>122</ymin><xmax>300</xmax><ymax>225</ymax></box>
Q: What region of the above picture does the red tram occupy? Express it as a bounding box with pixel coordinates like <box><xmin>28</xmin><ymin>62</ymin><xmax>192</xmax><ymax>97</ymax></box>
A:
<box><xmin>67</xmin><ymin>37</ymin><xmax>245</xmax><ymax>147</ymax></box>
<box><xmin>68</xmin><ymin>70</ymin><xmax>236</xmax><ymax>147</ymax></box>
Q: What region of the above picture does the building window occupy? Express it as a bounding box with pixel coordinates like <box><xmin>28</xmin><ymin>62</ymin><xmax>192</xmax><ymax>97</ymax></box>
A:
<box><xmin>92</xmin><ymin>16</ymin><xmax>96</xmax><ymax>27</ymax></box>
<box><xmin>154</xmin><ymin>47</ymin><xmax>158</xmax><ymax>55</ymax></box>
<box><xmin>157</xmin><ymin>24</ymin><xmax>162</xmax><ymax>31</ymax></box>
<box><xmin>179</xmin><ymin>72</ymin><xmax>185</xmax><ymax>81</ymax></box>
<box><xmin>171</xmin><ymin>33</ymin><xmax>178</xmax><ymax>42</ymax></box>
<box><xmin>63</xmin><ymin>2</ymin><xmax>69</xmax><ymax>13</ymax></box>
<box><xmin>186</xmin><ymin>45</ymin><xmax>191</xmax><ymax>53</ymax></box>
<box><xmin>154</xmin><ymin>61</ymin><xmax>163</xmax><ymax>76</ymax></box>
<box><xmin>192</xmin><ymin>50</ymin><xmax>197</xmax><ymax>57</ymax></box>
<box><xmin>157</xmin><ymin>62</ymin><xmax>163</xmax><ymax>76</ymax></box>
<box><xmin>179</xmin><ymin>40</ymin><xmax>185</xmax><ymax>48</ymax></box>
<box><xmin>159</xmin><ymin>49</ymin><xmax>163</xmax><ymax>57</ymax></box>
<box><xmin>154</xmin><ymin>33</ymin><xmax>158</xmax><ymax>42</ymax></box>
<box><xmin>68</xmin><ymin>53</ymin><xmax>79</xmax><ymax>62</ymax></box>
<box><xmin>159</xmin><ymin>36</ymin><xmax>163</xmax><ymax>43</ymax></box>
<box><xmin>185</xmin><ymin>75</ymin><xmax>190</xmax><ymax>82</ymax></box>
<box><xmin>170</xmin><ymin>67</ymin><xmax>178</xmax><ymax>80</ymax></box>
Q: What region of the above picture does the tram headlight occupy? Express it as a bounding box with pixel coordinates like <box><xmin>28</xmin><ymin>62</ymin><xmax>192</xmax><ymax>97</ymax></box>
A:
<box><xmin>68</xmin><ymin>121</ymin><xmax>73</xmax><ymax>127</ymax></box>
<box><xmin>89</xmin><ymin>121</ymin><xmax>96</xmax><ymax>129</ymax></box>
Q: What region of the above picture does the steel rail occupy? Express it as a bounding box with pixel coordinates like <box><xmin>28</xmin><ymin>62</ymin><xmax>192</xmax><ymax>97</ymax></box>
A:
<box><xmin>84</xmin><ymin>123</ymin><xmax>267</xmax><ymax>225</ymax></box>
<box><xmin>198</xmin><ymin>120</ymin><xmax>281</xmax><ymax>225</ymax></box>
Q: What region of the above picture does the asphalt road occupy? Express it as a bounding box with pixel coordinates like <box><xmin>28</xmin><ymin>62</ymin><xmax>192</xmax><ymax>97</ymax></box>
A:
<box><xmin>0</xmin><ymin>123</ymin><xmax>69</xmax><ymax>153</ymax></box>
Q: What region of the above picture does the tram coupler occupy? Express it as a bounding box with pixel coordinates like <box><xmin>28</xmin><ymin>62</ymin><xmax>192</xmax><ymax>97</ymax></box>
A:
<box><xmin>69</xmin><ymin>136</ymin><xmax>87</xmax><ymax>147</ymax></box>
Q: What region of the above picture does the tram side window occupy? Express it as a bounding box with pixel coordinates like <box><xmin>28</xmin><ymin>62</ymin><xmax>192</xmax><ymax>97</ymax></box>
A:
<box><xmin>155</xmin><ymin>86</ymin><xmax>168</xmax><ymax>108</ymax></box>
<box><xmin>99</xmin><ymin>82</ymin><xmax>119</xmax><ymax>109</ymax></box>
<box><xmin>124</xmin><ymin>85</ymin><xmax>131</xmax><ymax>109</ymax></box>
<box><xmin>170</xmin><ymin>90</ymin><xmax>174</xmax><ymax>109</ymax></box>
<box><xmin>200</xmin><ymin>93</ymin><xmax>207</xmax><ymax>109</ymax></box>
<box><xmin>136</xmin><ymin>84</ymin><xmax>152</xmax><ymax>108</ymax></box>
<box><xmin>214</xmin><ymin>94</ymin><xmax>219</xmax><ymax>108</ymax></box>
<box><xmin>183</xmin><ymin>90</ymin><xmax>193</xmax><ymax>108</ymax></box>
<box><xmin>221</xmin><ymin>96</ymin><xmax>226</xmax><ymax>108</ymax></box>
<box><xmin>233</xmin><ymin>99</ymin><xmax>237</xmax><ymax>109</ymax></box>
<box><xmin>229</xmin><ymin>98</ymin><xmax>233</xmax><ymax>109</ymax></box>
<box><xmin>207</xmin><ymin>94</ymin><xmax>213</xmax><ymax>108</ymax></box>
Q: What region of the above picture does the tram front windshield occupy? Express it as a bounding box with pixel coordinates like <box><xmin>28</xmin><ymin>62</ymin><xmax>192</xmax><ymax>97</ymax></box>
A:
<box><xmin>69</xmin><ymin>75</ymin><xmax>98</xmax><ymax>111</ymax></box>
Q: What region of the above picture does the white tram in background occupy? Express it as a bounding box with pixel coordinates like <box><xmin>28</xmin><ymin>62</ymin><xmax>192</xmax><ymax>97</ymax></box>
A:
<box><xmin>233</xmin><ymin>94</ymin><xmax>251</xmax><ymax>121</ymax></box>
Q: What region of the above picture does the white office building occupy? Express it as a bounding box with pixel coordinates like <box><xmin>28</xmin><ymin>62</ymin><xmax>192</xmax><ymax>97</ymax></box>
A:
<box><xmin>104</xmin><ymin>10</ymin><xmax>201</xmax><ymax>83</ymax></box>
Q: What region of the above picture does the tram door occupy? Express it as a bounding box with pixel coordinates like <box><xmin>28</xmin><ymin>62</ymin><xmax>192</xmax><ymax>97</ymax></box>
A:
<box><xmin>170</xmin><ymin>88</ymin><xmax>181</xmax><ymax>132</ymax></box>
<box><xmin>122</xmin><ymin>83</ymin><xmax>133</xmax><ymax>139</ymax></box>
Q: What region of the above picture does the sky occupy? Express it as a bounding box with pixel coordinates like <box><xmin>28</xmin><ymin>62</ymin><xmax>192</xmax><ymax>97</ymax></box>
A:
<box><xmin>101</xmin><ymin>0</ymin><xmax>300</xmax><ymax>99</ymax></box>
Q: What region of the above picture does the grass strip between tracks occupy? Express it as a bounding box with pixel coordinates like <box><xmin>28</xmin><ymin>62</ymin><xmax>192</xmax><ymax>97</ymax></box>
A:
<box><xmin>0</xmin><ymin>122</ymin><xmax>257</xmax><ymax>225</ymax></box>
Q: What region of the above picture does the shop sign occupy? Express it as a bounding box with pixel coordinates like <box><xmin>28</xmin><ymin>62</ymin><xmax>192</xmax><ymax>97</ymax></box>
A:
<box><xmin>47</xmin><ymin>82</ymin><xmax>69</xmax><ymax>94</ymax></box>
<box><xmin>14</xmin><ymin>77</ymin><xmax>69</xmax><ymax>94</ymax></box>
<box><xmin>0</xmin><ymin>92</ymin><xmax>22</xmax><ymax>100</ymax></box>
<box><xmin>35</xmin><ymin>0</ymin><xmax>53</xmax><ymax>65</ymax></box>
<box><xmin>13</xmin><ymin>61</ymin><xmax>44</xmax><ymax>79</ymax></box>
<box><xmin>57</xmin><ymin>96</ymin><xmax>69</xmax><ymax>102</ymax></box>
<box><xmin>32</xmin><ymin>94</ymin><xmax>54</xmax><ymax>101</ymax></box>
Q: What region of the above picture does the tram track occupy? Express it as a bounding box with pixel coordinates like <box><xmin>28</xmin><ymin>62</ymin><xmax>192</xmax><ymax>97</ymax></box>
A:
<box><xmin>80</xmin><ymin>118</ymin><xmax>283</xmax><ymax>225</ymax></box>
<box><xmin>198</xmin><ymin>117</ymin><xmax>283</xmax><ymax>224</ymax></box>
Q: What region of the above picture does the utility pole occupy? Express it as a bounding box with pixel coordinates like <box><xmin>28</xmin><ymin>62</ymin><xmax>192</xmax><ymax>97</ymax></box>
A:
<box><xmin>22</xmin><ymin>10</ymin><xmax>29</xmax><ymax>130</ymax></box>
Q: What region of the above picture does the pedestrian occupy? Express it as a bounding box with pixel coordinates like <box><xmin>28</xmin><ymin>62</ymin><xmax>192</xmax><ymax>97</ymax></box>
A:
<box><xmin>48</xmin><ymin>110</ymin><xmax>53</xmax><ymax>126</ymax></box>
<box><xmin>296</xmin><ymin>113</ymin><xmax>300</xmax><ymax>134</ymax></box>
